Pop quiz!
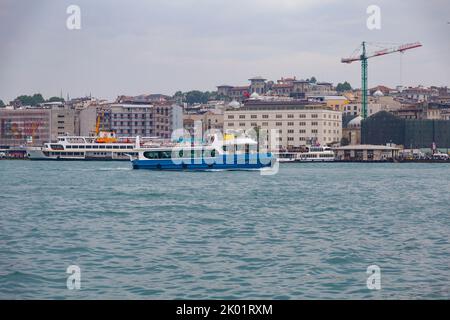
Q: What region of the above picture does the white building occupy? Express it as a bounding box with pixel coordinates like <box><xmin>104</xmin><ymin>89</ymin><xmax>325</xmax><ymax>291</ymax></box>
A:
<box><xmin>224</xmin><ymin>100</ymin><xmax>342</xmax><ymax>151</ymax></box>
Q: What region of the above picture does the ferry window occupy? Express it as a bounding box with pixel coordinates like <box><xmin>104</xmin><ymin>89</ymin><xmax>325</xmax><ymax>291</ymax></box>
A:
<box><xmin>106</xmin><ymin>146</ymin><xmax>113</xmax><ymax>149</ymax></box>
<box><xmin>78</xmin><ymin>145</ymin><xmax>85</xmax><ymax>149</ymax></box>
<box><xmin>66</xmin><ymin>145</ymin><xmax>72</xmax><ymax>149</ymax></box>
<box><xmin>159</xmin><ymin>151</ymin><xmax>171</xmax><ymax>159</ymax></box>
<box><xmin>143</xmin><ymin>151</ymin><xmax>159</xmax><ymax>159</ymax></box>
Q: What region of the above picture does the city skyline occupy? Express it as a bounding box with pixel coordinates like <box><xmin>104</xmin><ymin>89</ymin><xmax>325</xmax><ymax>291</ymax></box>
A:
<box><xmin>1</xmin><ymin>0</ymin><xmax>449</xmax><ymax>102</ymax></box>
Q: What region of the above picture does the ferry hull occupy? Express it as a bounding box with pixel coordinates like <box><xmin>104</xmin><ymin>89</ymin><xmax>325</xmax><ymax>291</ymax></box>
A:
<box><xmin>132</xmin><ymin>154</ymin><xmax>274</xmax><ymax>171</ymax></box>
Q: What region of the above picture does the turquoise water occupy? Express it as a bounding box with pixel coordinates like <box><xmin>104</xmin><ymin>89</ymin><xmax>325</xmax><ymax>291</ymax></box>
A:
<box><xmin>0</xmin><ymin>160</ymin><xmax>449</xmax><ymax>299</ymax></box>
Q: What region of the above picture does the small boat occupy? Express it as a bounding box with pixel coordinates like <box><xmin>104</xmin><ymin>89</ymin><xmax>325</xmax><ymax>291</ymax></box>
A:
<box><xmin>297</xmin><ymin>145</ymin><xmax>335</xmax><ymax>162</ymax></box>
<box><xmin>131</xmin><ymin>133</ymin><xmax>277</xmax><ymax>170</ymax></box>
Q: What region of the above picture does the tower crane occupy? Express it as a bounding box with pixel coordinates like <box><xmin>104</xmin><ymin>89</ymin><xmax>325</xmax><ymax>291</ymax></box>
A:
<box><xmin>341</xmin><ymin>41</ymin><xmax>422</xmax><ymax>119</ymax></box>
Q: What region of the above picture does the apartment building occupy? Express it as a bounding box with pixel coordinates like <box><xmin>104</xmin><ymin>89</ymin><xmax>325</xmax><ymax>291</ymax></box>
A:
<box><xmin>0</xmin><ymin>106</ymin><xmax>76</xmax><ymax>147</ymax></box>
<box><xmin>183</xmin><ymin>110</ymin><xmax>224</xmax><ymax>135</ymax></box>
<box><xmin>98</xmin><ymin>103</ymin><xmax>183</xmax><ymax>139</ymax></box>
<box><xmin>223</xmin><ymin>100</ymin><xmax>342</xmax><ymax>150</ymax></box>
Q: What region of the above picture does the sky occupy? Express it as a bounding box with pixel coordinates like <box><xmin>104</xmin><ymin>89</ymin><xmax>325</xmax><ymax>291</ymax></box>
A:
<box><xmin>0</xmin><ymin>0</ymin><xmax>449</xmax><ymax>102</ymax></box>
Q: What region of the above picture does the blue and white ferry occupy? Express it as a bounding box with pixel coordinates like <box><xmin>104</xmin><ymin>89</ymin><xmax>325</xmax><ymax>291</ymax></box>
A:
<box><xmin>130</xmin><ymin>134</ymin><xmax>277</xmax><ymax>171</ymax></box>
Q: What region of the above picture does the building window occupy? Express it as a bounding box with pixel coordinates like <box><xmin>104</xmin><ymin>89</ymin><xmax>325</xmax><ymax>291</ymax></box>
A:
<box><xmin>276</xmin><ymin>122</ymin><xmax>282</xmax><ymax>126</ymax></box>
<box><xmin>227</xmin><ymin>115</ymin><xmax>234</xmax><ymax>119</ymax></box>
<box><xmin>262</xmin><ymin>115</ymin><xmax>269</xmax><ymax>119</ymax></box>
<box><xmin>287</xmin><ymin>122</ymin><xmax>294</xmax><ymax>126</ymax></box>
<box><xmin>312</xmin><ymin>122</ymin><xmax>318</xmax><ymax>126</ymax></box>
<box><xmin>299</xmin><ymin>114</ymin><xmax>306</xmax><ymax>118</ymax></box>
<box><xmin>276</xmin><ymin>114</ymin><xmax>282</xmax><ymax>118</ymax></box>
<box><xmin>251</xmin><ymin>115</ymin><xmax>257</xmax><ymax>119</ymax></box>
<box><xmin>287</xmin><ymin>114</ymin><xmax>294</xmax><ymax>118</ymax></box>
<box><xmin>311</xmin><ymin>114</ymin><xmax>318</xmax><ymax>118</ymax></box>
<box><xmin>239</xmin><ymin>115</ymin><xmax>245</xmax><ymax>119</ymax></box>
<box><xmin>299</xmin><ymin>122</ymin><xmax>306</xmax><ymax>126</ymax></box>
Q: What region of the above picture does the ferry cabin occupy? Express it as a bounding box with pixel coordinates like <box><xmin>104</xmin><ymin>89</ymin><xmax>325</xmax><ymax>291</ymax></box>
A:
<box><xmin>298</xmin><ymin>146</ymin><xmax>335</xmax><ymax>162</ymax></box>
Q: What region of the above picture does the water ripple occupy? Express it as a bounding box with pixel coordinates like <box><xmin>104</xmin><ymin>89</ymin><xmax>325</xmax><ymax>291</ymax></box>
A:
<box><xmin>0</xmin><ymin>161</ymin><xmax>449</xmax><ymax>299</ymax></box>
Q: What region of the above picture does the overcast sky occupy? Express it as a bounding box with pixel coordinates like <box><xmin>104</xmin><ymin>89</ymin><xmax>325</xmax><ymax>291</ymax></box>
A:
<box><xmin>0</xmin><ymin>0</ymin><xmax>449</xmax><ymax>102</ymax></box>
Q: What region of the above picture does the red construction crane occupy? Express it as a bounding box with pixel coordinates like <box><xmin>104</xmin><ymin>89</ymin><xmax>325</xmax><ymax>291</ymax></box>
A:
<box><xmin>341</xmin><ymin>41</ymin><xmax>422</xmax><ymax>119</ymax></box>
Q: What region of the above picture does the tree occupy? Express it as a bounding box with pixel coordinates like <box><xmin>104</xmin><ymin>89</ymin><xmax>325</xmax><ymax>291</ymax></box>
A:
<box><xmin>184</xmin><ymin>91</ymin><xmax>210</xmax><ymax>105</ymax></box>
<box><xmin>47</xmin><ymin>96</ymin><xmax>65</xmax><ymax>103</ymax></box>
<box><xmin>336</xmin><ymin>81</ymin><xmax>352</xmax><ymax>92</ymax></box>
<box><xmin>16</xmin><ymin>93</ymin><xmax>45</xmax><ymax>106</ymax></box>
<box><xmin>0</xmin><ymin>99</ymin><xmax>5</xmax><ymax>107</ymax></box>
<box><xmin>310</xmin><ymin>76</ymin><xmax>317</xmax><ymax>83</ymax></box>
<box><xmin>32</xmin><ymin>93</ymin><xmax>45</xmax><ymax>104</ymax></box>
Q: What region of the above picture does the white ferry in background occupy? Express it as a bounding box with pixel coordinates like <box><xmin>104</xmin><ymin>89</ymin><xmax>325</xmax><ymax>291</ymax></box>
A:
<box><xmin>26</xmin><ymin>131</ymin><xmax>150</xmax><ymax>161</ymax></box>
<box><xmin>273</xmin><ymin>152</ymin><xmax>297</xmax><ymax>163</ymax></box>
<box><xmin>298</xmin><ymin>145</ymin><xmax>335</xmax><ymax>162</ymax></box>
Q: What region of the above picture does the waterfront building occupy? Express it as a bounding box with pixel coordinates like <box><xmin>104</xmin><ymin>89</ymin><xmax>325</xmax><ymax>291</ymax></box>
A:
<box><xmin>361</xmin><ymin>111</ymin><xmax>450</xmax><ymax>148</ymax></box>
<box><xmin>98</xmin><ymin>103</ymin><xmax>183</xmax><ymax>139</ymax></box>
<box><xmin>0</xmin><ymin>106</ymin><xmax>76</xmax><ymax>147</ymax></box>
<box><xmin>223</xmin><ymin>100</ymin><xmax>342</xmax><ymax>151</ymax></box>
<box><xmin>334</xmin><ymin>144</ymin><xmax>400</xmax><ymax>161</ymax></box>
<box><xmin>342</xmin><ymin>116</ymin><xmax>362</xmax><ymax>145</ymax></box>
<box><xmin>183</xmin><ymin>110</ymin><xmax>224</xmax><ymax>135</ymax></box>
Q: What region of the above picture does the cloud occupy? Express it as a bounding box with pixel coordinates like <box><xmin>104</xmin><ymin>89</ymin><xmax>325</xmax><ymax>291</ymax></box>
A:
<box><xmin>0</xmin><ymin>0</ymin><xmax>448</xmax><ymax>101</ymax></box>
